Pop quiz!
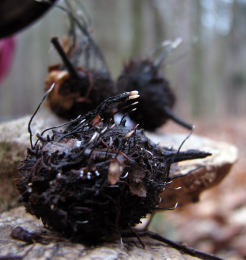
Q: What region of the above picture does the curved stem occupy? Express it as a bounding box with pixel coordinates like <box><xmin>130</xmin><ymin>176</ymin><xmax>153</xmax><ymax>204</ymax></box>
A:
<box><xmin>28</xmin><ymin>84</ymin><xmax>54</xmax><ymax>149</ymax></box>
<box><xmin>164</xmin><ymin>106</ymin><xmax>193</xmax><ymax>130</ymax></box>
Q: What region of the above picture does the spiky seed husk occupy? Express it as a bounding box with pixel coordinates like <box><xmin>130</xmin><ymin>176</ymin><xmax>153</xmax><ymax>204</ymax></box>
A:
<box><xmin>117</xmin><ymin>59</ymin><xmax>188</xmax><ymax>131</ymax></box>
<box><xmin>17</xmin><ymin>92</ymin><xmax>209</xmax><ymax>244</ymax></box>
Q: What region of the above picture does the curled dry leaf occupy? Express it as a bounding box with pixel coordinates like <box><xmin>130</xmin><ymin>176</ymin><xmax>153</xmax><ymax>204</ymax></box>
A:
<box><xmin>147</xmin><ymin>132</ymin><xmax>238</xmax><ymax>208</ymax></box>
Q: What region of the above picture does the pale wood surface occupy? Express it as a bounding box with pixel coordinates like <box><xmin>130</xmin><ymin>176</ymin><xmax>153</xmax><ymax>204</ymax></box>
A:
<box><xmin>0</xmin><ymin>207</ymin><xmax>199</xmax><ymax>260</ymax></box>
<box><xmin>0</xmin><ymin>113</ymin><xmax>237</xmax><ymax>259</ymax></box>
<box><xmin>0</xmin><ymin>109</ymin><xmax>62</xmax><ymax>211</ymax></box>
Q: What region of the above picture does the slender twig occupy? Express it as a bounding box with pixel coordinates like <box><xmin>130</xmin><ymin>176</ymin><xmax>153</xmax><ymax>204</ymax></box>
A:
<box><xmin>169</xmin><ymin>165</ymin><xmax>205</xmax><ymax>180</ymax></box>
<box><xmin>123</xmin><ymin>230</ymin><xmax>223</xmax><ymax>260</ymax></box>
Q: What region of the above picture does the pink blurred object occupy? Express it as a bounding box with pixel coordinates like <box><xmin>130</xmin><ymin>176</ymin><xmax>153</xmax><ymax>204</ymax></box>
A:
<box><xmin>0</xmin><ymin>37</ymin><xmax>16</xmax><ymax>84</ymax></box>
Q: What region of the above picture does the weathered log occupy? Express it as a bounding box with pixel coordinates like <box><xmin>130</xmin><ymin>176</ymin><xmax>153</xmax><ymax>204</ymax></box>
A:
<box><xmin>0</xmin><ymin>207</ymin><xmax>200</xmax><ymax>259</ymax></box>
<box><xmin>0</xmin><ymin>109</ymin><xmax>62</xmax><ymax>212</ymax></box>
<box><xmin>0</xmin><ymin>112</ymin><xmax>235</xmax><ymax>259</ymax></box>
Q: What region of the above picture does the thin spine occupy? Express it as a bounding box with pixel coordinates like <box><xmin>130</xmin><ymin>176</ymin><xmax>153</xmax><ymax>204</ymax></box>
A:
<box><xmin>28</xmin><ymin>84</ymin><xmax>55</xmax><ymax>149</ymax></box>
<box><xmin>153</xmin><ymin>37</ymin><xmax>183</xmax><ymax>70</ymax></box>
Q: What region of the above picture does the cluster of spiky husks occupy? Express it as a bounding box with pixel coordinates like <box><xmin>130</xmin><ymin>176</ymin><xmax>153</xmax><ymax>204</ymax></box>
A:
<box><xmin>45</xmin><ymin>8</ymin><xmax>191</xmax><ymax>131</ymax></box>
<box><xmin>17</xmin><ymin>92</ymin><xmax>209</xmax><ymax>244</ymax></box>
<box><xmin>46</xmin><ymin>42</ymin><xmax>191</xmax><ymax>131</ymax></box>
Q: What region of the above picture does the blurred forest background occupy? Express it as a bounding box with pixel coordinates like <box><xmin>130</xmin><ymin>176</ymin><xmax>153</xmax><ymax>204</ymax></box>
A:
<box><xmin>0</xmin><ymin>0</ymin><xmax>246</xmax><ymax>122</ymax></box>
<box><xmin>1</xmin><ymin>1</ymin><xmax>246</xmax><ymax>258</ymax></box>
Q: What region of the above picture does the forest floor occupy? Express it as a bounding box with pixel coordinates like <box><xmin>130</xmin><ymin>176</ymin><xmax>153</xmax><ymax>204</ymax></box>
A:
<box><xmin>150</xmin><ymin>116</ymin><xmax>246</xmax><ymax>260</ymax></box>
